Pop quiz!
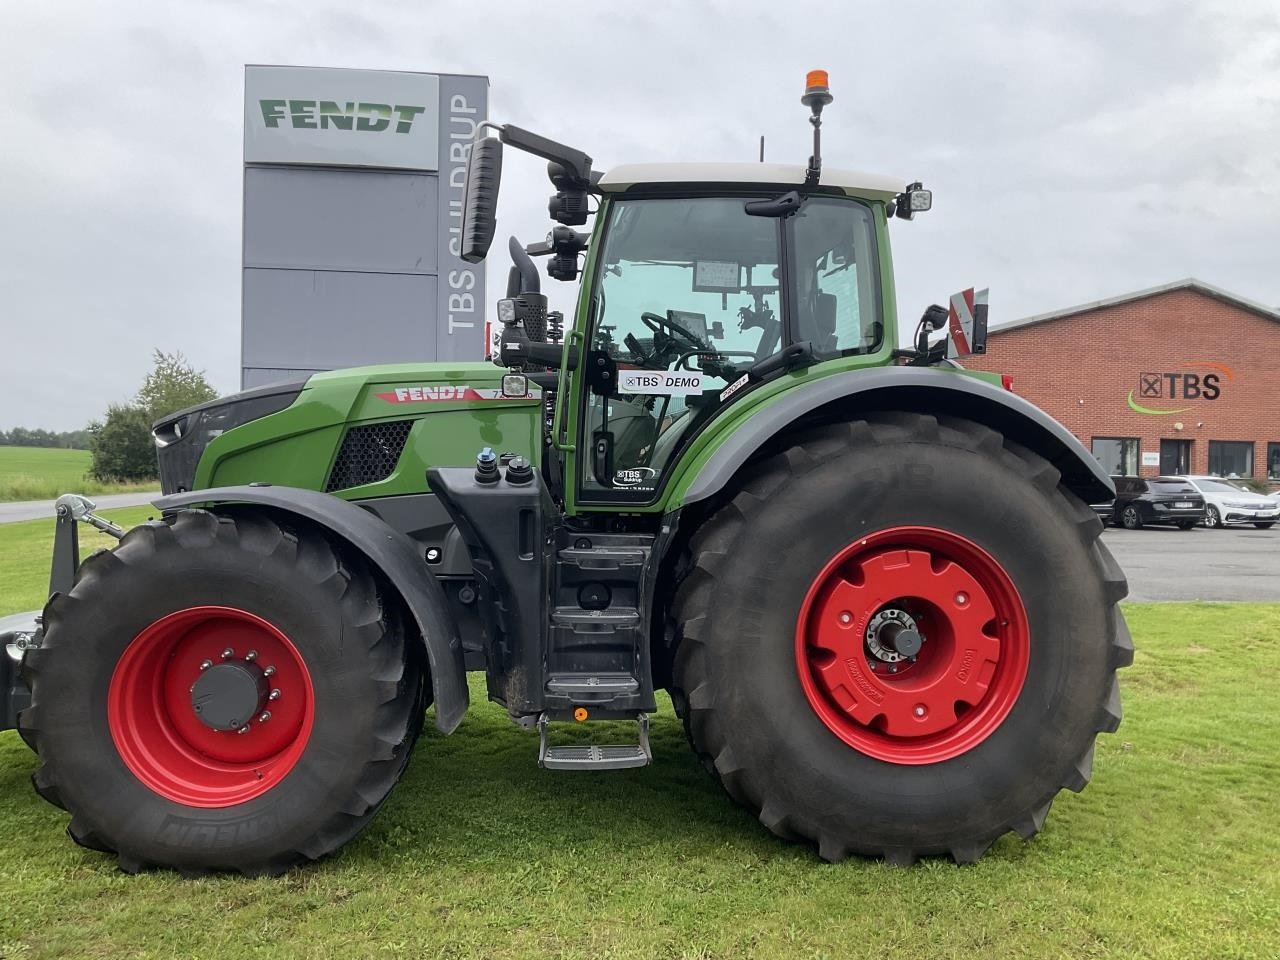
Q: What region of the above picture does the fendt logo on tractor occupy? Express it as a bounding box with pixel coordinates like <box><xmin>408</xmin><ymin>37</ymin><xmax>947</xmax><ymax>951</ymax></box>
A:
<box><xmin>258</xmin><ymin>99</ymin><xmax>428</xmax><ymax>133</ymax></box>
<box><xmin>0</xmin><ymin>71</ymin><xmax>1130</xmax><ymax>877</ymax></box>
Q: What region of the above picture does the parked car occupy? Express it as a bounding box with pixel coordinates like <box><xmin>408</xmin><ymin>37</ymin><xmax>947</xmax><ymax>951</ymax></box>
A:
<box><xmin>1170</xmin><ymin>475</ymin><xmax>1279</xmax><ymax>530</ymax></box>
<box><xmin>1099</xmin><ymin>476</ymin><xmax>1206</xmax><ymax>530</ymax></box>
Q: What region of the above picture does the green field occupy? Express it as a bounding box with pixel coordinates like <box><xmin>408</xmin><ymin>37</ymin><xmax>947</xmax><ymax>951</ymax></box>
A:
<box><xmin>0</xmin><ymin>447</ymin><xmax>156</xmax><ymax>502</ymax></box>
<box><xmin>0</xmin><ymin>511</ymin><xmax>1276</xmax><ymax>959</ymax></box>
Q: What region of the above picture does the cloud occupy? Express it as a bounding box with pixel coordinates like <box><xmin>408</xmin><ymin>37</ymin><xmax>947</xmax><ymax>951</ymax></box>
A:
<box><xmin>1</xmin><ymin>0</ymin><xmax>1277</xmax><ymax>430</ymax></box>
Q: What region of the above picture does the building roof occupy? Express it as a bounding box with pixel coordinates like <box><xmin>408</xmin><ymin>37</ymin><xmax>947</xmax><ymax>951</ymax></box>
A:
<box><xmin>596</xmin><ymin>162</ymin><xmax>905</xmax><ymax>200</ymax></box>
<box><xmin>990</xmin><ymin>278</ymin><xmax>1280</xmax><ymax>335</ymax></box>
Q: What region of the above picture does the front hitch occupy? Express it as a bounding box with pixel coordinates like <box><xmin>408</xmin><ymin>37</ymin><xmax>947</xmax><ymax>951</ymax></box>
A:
<box><xmin>48</xmin><ymin>494</ymin><xmax>124</xmax><ymax>596</ymax></box>
<box><xmin>0</xmin><ymin>494</ymin><xmax>129</xmax><ymax>733</ymax></box>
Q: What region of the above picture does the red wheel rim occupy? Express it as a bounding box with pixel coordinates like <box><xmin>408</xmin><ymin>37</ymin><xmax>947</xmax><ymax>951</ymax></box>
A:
<box><xmin>107</xmin><ymin>606</ymin><xmax>314</xmax><ymax>807</ymax></box>
<box><xmin>795</xmin><ymin>527</ymin><xmax>1030</xmax><ymax>764</ymax></box>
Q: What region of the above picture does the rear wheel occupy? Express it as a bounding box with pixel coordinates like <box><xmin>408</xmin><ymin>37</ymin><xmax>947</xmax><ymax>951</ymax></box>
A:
<box><xmin>1204</xmin><ymin>505</ymin><xmax>1222</xmax><ymax>528</ymax></box>
<box><xmin>1121</xmin><ymin>505</ymin><xmax>1143</xmax><ymax>530</ymax></box>
<box><xmin>20</xmin><ymin>509</ymin><xmax>424</xmax><ymax>875</ymax></box>
<box><xmin>670</xmin><ymin>414</ymin><xmax>1131</xmax><ymax>864</ymax></box>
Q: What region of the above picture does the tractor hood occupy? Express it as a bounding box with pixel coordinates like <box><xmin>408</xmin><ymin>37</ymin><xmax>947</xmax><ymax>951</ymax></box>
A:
<box><xmin>161</xmin><ymin>362</ymin><xmax>543</xmax><ymax>500</ymax></box>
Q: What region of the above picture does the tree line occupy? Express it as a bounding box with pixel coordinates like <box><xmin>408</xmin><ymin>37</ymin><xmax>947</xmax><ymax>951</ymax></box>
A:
<box><xmin>3</xmin><ymin>351</ymin><xmax>218</xmax><ymax>482</ymax></box>
<box><xmin>0</xmin><ymin>427</ymin><xmax>91</xmax><ymax>449</ymax></box>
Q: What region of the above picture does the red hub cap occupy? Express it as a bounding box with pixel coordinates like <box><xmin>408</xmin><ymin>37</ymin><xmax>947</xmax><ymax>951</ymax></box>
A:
<box><xmin>107</xmin><ymin>606</ymin><xmax>314</xmax><ymax>807</ymax></box>
<box><xmin>795</xmin><ymin>527</ymin><xmax>1030</xmax><ymax>764</ymax></box>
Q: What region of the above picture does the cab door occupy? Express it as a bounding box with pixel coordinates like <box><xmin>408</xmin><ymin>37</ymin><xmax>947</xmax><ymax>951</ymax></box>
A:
<box><xmin>568</xmin><ymin>195</ymin><xmax>781</xmax><ymax>506</ymax></box>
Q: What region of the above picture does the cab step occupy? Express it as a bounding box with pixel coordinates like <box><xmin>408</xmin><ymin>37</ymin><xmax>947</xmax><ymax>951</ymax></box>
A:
<box><xmin>537</xmin><ymin>712</ymin><xmax>651</xmax><ymax>771</ymax></box>
<box><xmin>545</xmin><ymin>672</ymin><xmax>640</xmax><ymax>696</ymax></box>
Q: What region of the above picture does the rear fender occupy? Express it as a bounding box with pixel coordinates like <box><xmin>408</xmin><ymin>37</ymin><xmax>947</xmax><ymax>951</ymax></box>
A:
<box><xmin>154</xmin><ymin>486</ymin><xmax>468</xmax><ymax>733</ymax></box>
<box><xmin>676</xmin><ymin>366</ymin><xmax>1114</xmax><ymax>508</ymax></box>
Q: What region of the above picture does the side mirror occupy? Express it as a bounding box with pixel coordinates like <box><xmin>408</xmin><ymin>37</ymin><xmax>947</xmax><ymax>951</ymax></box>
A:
<box><xmin>946</xmin><ymin>287</ymin><xmax>988</xmax><ymax>359</ymax></box>
<box><xmin>460</xmin><ymin>136</ymin><xmax>503</xmax><ymax>264</ymax></box>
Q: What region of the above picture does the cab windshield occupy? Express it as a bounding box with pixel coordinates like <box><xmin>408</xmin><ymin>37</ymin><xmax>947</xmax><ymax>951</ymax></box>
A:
<box><xmin>581</xmin><ymin>194</ymin><xmax>881</xmax><ymax>499</ymax></box>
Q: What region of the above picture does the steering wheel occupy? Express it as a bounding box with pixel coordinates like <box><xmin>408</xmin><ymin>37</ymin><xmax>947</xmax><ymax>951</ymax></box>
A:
<box><xmin>641</xmin><ymin>312</ymin><xmax>705</xmax><ymax>352</ymax></box>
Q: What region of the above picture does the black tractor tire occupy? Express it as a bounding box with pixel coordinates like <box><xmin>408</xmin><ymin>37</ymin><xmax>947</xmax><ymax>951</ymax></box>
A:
<box><xmin>669</xmin><ymin>414</ymin><xmax>1131</xmax><ymax>865</ymax></box>
<box><xmin>1176</xmin><ymin>520</ymin><xmax>1197</xmax><ymax>530</ymax></box>
<box><xmin>1204</xmin><ymin>505</ymin><xmax>1222</xmax><ymax>529</ymax></box>
<box><xmin>20</xmin><ymin>509</ymin><xmax>424</xmax><ymax>876</ymax></box>
<box><xmin>1255</xmin><ymin>522</ymin><xmax>1275</xmax><ymax>530</ymax></box>
<box><xmin>1120</xmin><ymin>504</ymin><xmax>1143</xmax><ymax>530</ymax></box>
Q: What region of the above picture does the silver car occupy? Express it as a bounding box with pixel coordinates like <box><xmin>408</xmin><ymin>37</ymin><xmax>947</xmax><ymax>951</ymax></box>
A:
<box><xmin>1173</xmin><ymin>475</ymin><xmax>1279</xmax><ymax>530</ymax></box>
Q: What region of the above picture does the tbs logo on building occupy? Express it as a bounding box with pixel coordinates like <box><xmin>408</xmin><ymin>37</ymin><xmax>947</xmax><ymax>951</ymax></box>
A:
<box><xmin>1128</xmin><ymin>364</ymin><xmax>1233</xmax><ymax>414</ymax></box>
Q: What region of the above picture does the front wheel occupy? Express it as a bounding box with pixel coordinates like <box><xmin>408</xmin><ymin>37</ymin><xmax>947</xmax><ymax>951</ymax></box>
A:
<box><xmin>1257</xmin><ymin>522</ymin><xmax>1276</xmax><ymax>530</ymax></box>
<box><xmin>1176</xmin><ymin>520</ymin><xmax>1197</xmax><ymax>530</ymax></box>
<box><xmin>670</xmin><ymin>415</ymin><xmax>1131</xmax><ymax>864</ymax></box>
<box><xmin>20</xmin><ymin>509</ymin><xmax>424</xmax><ymax>875</ymax></box>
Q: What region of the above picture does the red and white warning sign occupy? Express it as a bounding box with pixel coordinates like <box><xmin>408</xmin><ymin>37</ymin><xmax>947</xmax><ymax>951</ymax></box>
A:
<box><xmin>946</xmin><ymin>287</ymin><xmax>989</xmax><ymax>359</ymax></box>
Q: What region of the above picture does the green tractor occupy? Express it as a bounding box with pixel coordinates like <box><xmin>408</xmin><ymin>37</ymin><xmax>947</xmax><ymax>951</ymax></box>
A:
<box><xmin>0</xmin><ymin>73</ymin><xmax>1130</xmax><ymax>874</ymax></box>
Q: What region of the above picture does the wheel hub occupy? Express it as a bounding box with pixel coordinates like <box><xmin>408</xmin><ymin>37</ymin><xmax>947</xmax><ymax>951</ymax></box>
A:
<box><xmin>190</xmin><ymin>660</ymin><xmax>268</xmax><ymax>732</ymax></box>
<box><xmin>795</xmin><ymin>526</ymin><xmax>1030</xmax><ymax>765</ymax></box>
<box><xmin>865</xmin><ymin>607</ymin><xmax>923</xmax><ymax>663</ymax></box>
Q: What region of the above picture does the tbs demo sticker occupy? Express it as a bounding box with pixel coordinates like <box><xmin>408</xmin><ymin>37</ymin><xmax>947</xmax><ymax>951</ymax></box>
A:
<box><xmin>617</xmin><ymin>371</ymin><xmax>704</xmax><ymax>396</ymax></box>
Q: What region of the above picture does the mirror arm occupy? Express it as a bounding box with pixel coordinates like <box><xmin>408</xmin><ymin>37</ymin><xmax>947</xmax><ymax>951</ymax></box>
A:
<box><xmin>498</xmin><ymin>124</ymin><xmax>593</xmax><ymax>186</ymax></box>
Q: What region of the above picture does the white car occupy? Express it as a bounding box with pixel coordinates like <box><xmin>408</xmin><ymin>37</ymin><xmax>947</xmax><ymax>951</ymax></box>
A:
<box><xmin>1172</xmin><ymin>475</ymin><xmax>1279</xmax><ymax>530</ymax></box>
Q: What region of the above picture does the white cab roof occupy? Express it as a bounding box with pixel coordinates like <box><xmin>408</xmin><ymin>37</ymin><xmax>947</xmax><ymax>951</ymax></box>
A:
<box><xmin>597</xmin><ymin>162</ymin><xmax>905</xmax><ymax>200</ymax></box>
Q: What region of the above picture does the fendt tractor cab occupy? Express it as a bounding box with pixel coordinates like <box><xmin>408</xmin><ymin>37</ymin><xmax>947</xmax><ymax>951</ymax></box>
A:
<box><xmin>0</xmin><ymin>73</ymin><xmax>1130</xmax><ymax>875</ymax></box>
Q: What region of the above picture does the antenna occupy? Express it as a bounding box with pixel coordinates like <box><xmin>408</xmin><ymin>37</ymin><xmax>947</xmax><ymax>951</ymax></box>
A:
<box><xmin>759</xmin><ymin>135</ymin><xmax>765</xmax><ymax>163</ymax></box>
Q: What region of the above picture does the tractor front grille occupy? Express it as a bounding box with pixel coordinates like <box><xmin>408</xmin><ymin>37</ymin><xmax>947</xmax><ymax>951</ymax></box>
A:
<box><xmin>324</xmin><ymin>420</ymin><xmax>414</xmax><ymax>492</ymax></box>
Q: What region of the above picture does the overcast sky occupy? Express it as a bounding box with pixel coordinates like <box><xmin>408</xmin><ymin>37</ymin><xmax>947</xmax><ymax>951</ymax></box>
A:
<box><xmin>2</xmin><ymin>0</ymin><xmax>1278</xmax><ymax>431</ymax></box>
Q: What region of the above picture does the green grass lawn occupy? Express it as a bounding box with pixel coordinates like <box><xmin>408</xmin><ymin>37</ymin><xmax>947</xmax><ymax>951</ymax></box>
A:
<box><xmin>0</xmin><ymin>512</ymin><xmax>1277</xmax><ymax>958</ymax></box>
<box><xmin>0</xmin><ymin>447</ymin><xmax>156</xmax><ymax>502</ymax></box>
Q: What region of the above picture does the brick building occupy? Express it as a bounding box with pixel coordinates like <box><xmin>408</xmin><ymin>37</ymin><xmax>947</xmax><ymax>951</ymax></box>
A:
<box><xmin>966</xmin><ymin>279</ymin><xmax>1280</xmax><ymax>487</ymax></box>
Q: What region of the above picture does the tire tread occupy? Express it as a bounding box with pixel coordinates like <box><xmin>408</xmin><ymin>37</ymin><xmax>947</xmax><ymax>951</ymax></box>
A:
<box><xmin>20</xmin><ymin>508</ymin><xmax>424</xmax><ymax>875</ymax></box>
<box><xmin>669</xmin><ymin>414</ymin><xmax>1132</xmax><ymax>864</ymax></box>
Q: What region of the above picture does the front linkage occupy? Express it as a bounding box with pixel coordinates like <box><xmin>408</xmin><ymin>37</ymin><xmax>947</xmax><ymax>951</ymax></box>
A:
<box><xmin>0</xmin><ymin>494</ymin><xmax>125</xmax><ymax>729</ymax></box>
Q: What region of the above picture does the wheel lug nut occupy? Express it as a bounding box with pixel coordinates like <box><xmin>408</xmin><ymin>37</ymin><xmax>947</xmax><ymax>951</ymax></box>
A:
<box><xmin>914</xmin><ymin>704</ymin><xmax>927</xmax><ymax>718</ymax></box>
<box><xmin>199</xmin><ymin>659</ymin><xmax>213</xmax><ymax>671</ymax></box>
<box><xmin>221</xmin><ymin>647</ymin><xmax>234</xmax><ymax>659</ymax></box>
<box><xmin>258</xmin><ymin>711</ymin><xmax>271</xmax><ymax>723</ymax></box>
<box><xmin>236</xmin><ymin>725</ymin><xmax>249</xmax><ymax>735</ymax></box>
<box><xmin>269</xmin><ymin>689</ymin><xmax>281</xmax><ymax>700</ymax></box>
<box><xmin>839</xmin><ymin>611</ymin><xmax>852</xmax><ymax>625</ymax></box>
<box><xmin>245</xmin><ymin>650</ymin><xmax>257</xmax><ymax>661</ymax></box>
<box><xmin>264</xmin><ymin>666</ymin><xmax>276</xmax><ymax>677</ymax></box>
<box><xmin>954</xmin><ymin>593</ymin><xmax>968</xmax><ymax>606</ymax></box>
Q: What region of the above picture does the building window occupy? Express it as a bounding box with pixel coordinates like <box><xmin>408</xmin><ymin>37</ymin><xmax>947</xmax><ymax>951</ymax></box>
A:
<box><xmin>1092</xmin><ymin>437</ymin><xmax>1139</xmax><ymax>476</ymax></box>
<box><xmin>1208</xmin><ymin>441</ymin><xmax>1254</xmax><ymax>479</ymax></box>
<box><xmin>1268</xmin><ymin>443</ymin><xmax>1280</xmax><ymax>481</ymax></box>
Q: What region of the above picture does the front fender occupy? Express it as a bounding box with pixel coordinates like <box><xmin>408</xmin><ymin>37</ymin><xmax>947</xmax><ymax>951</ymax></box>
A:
<box><xmin>674</xmin><ymin>366</ymin><xmax>1113</xmax><ymax>508</ymax></box>
<box><xmin>154</xmin><ymin>485</ymin><xmax>468</xmax><ymax>733</ymax></box>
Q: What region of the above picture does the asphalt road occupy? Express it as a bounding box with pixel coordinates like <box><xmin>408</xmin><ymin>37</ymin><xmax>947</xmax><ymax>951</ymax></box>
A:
<box><xmin>0</xmin><ymin>491</ymin><xmax>159</xmax><ymax>525</ymax></box>
<box><xmin>1102</xmin><ymin>523</ymin><xmax>1280</xmax><ymax>601</ymax></box>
